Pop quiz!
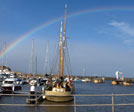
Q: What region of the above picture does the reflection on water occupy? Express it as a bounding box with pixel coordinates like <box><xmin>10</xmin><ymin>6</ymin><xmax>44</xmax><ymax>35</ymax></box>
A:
<box><xmin>41</xmin><ymin>100</ymin><xmax>74</xmax><ymax>112</ymax></box>
<box><xmin>0</xmin><ymin>106</ymin><xmax>38</xmax><ymax>112</ymax></box>
<box><xmin>0</xmin><ymin>96</ymin><xmax>74</xmax><ymax>112</ymax></box>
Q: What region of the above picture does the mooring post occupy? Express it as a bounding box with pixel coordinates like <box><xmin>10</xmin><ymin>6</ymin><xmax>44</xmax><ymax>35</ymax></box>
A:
<box><xmin>35</xmin><ymin>92</ymin><xmax>38</xmax><ymax>104</ymax></box>
<box><xmin>112</xmin><ymin>94</ymin><xmax>114</xmax><ymax>112</ymax></box>
<box><xmin>74</xmin><ymin>96</ymin><xmax>77</xmax><ymax>112</ymax></box>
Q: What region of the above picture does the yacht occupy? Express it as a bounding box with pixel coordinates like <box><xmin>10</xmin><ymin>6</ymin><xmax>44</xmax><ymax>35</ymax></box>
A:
<box><xmin>1</xmin><ymin>78</ymin><xmax>22</xmax><ymax>93</ymax></box>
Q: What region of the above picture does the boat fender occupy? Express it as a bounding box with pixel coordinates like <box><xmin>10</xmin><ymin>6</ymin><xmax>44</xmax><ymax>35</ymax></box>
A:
<box><xmin>12</xmin><ymin>86</ymin><xmax>15</xmax><ymax>91</ymax></box>
<box><xmin>60</xmin><ymin>89</ymin><xmax>64</xmax><ymax>92</ymax></box>
<box><xmin>53</xmin><ymin>88</ymin><xmax>57</xmax><ymax>91</ymax></box>
<box><xmin>57</xmin><ymin>89</ymin><xmax>60</xmax><ymax>92</ymax></box>
<box><xmin>43</xmin><ymin>95</ymin><xmax>46</xmax><ymax>99</ymax></box>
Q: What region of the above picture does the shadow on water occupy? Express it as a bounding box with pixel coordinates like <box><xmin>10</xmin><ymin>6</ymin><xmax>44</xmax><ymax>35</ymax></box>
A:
<box><xmin>39</xmin><ymin>100</ymin><xmax>74</xmax><ymax>112</ymax></box>
<box><xmin>0</xmin><ymin>96</ymin><xmax>74</xmax><ymax>112</ymax></box>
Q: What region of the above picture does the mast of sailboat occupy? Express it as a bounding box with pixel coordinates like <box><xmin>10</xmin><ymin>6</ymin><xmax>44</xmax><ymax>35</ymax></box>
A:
<box><xmin>44</xmin><ymin>41</ymin><xmax>49</xmax><ymax>75</ymax></box>
<box><xmin>5</xmin><ymin>55</ymin><xmax>8</xmax><ymax>66</ymax></box>
<box><xmin>61</xmin><ymin>4</ymin><xmax>67</xmax><ymax>77</ymax></box>
<box><xmin>31</xmin><ymin>39</ymin><xmax>35</xmax><ymax>75</ymax></box>
<box><xmin>2</xmin><ymin>42</ymin><xmax>7</xmax><ymax>66</ymax></box>
<box><xmin>35</xmin><ymin>56</ymin><xmax>37</xmax><ymax>75</ymax></box>
<box><xmin>58</xmin><ymin>21</ymin><xmax>63</xmax><ymax>78</ymax></box>
<box><xmin>4</xmin><ymin>42</ymin><xmax>6</xmax><ymax>66</ymax></box>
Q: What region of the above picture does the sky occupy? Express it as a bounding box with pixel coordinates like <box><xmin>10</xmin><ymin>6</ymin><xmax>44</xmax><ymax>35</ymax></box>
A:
<box><xmin>0</xmin><ymin>0</ymin><xmax>134</xmax><ymax>77</ymax></box>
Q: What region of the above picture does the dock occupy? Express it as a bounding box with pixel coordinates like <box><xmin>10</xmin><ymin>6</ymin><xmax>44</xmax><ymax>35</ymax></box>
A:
<box><xmin>26</xmin><ymin>93</ymin><xmax>44</xmax><ymax>104</ymax></box>
<box><xmin>1</xmin><ymin>93</ymin><xmax>134</xmax><ymax>112</ymax></box>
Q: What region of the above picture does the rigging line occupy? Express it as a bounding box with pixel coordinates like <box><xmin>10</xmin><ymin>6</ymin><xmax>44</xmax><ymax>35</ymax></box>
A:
<box><xmin>50</xmin><ymin>26</ymin><xmax>62</xmax><ymax>75</ymax></box>
<box><xmin>50</xmin><ymin>40</ymin><xmax>59</xmax><ymax>74</ymax></box>
<box><xmin>64</xmin><ymin>42</ymin><xmax>71</xmax><ymax>75</ymax></box>
<box><xmin>29</xmin><ymin>56</ymin><xmax>31</xmax><ymax>74</ymax></box>
<box><xmin>29</xmin><ymin>39</ymin><xmax>34</xmax><ymax>74</ymax></box>
<box><xmin>63</xmin><ymin>40</ymin><xmax>71</xmax><ymax>75</ymax></box>
<box><xmin>50</xmin><ymin>42</ymin><xmax>57</xmax><ymax>74</ymax></box>
<box><xmin>34</xmin><ymin>56</ymin><xmax>37</xmax><ymax>75</ymax></box>
<box><xmin>53</xmin><ymin>43</ymin><xmax>59</xmax><ymax>73</ymax></box>
<box><xmin>51</xmin><ymin>49</ymin><xmax>59</xmax><ymax>75</ymax></box>
<box><xmin>64</xmin><ymin>51</ymin><xmax>70</xmax><ymax>75</ymax></box>
<box><xmin>50</xmin><ymin>47</ymin><xmax>57</xmax><ymax>74</ymax></box>
<box><xmin>43</xmin><ymin>41</ymin><xmax>49</xmax><ymax>75</ymax></box>
<box><xmin>65</xmin><ymin>40</ymin><xmax>72</xmax><ymax>75</ymax></box>
<box><xmin>42</xmin><ymin>42</ymin><xmax>45</xmax><ymax>74</ymax></box>
<box><xmin>50</xmin><ymin>26</ymin><xmax>61</xmax><ymax>75</ymax></box>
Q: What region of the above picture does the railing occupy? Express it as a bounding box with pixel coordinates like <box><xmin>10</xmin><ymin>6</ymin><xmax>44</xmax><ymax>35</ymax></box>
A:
<box><xmin>1</xmin><ymin>93</ymin><xmax>134</xmax><ymax>112</ymax></box>
<box><xmin>73</xmin><ymin>94</ymin><xmax>134</xmax><ymax>112</ymax></box>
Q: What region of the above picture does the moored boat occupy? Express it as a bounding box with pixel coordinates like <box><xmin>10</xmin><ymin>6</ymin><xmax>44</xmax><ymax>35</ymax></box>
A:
<box><xmin>45</xmin><ymin>80</ymin><xmax>74</xmax><ymax>102</ymax></box>
<box><xmin>43</xmin><ymin>5</ymin><xmax>74</xmax><ymax>102</ymax></box>
<box><xmin>1</xmin><ymin>78</ymin><xmax>22</xmax><ymax>93</ymax></box>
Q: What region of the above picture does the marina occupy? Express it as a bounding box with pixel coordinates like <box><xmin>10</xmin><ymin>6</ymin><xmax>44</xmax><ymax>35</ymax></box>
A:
<box><xmin>1</xmin><ymin>81</ymin><xmax>134</xmax><ymax>112</ymax></box>
<box><xmin>0</xmin><ymin>0</ymin><xmax>134</xmax><ymax>112</ymax></box>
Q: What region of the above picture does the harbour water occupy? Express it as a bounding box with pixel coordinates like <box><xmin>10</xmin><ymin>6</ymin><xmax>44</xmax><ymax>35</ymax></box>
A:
<box><xmin>1</xmin><ymin>81</ymin><xmax>134</xmax><ymax>112</ymax></box>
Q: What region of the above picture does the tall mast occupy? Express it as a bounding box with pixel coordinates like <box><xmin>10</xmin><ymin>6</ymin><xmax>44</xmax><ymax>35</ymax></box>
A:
<box><xmin>4</xmin><ymin>42</ymin><xmax>6</xmax><ymax>66</ymax></box>
<box><xmin>35</xmin><ymin>56</ymin><xmax>37</xmax><ymax>75</ymax></box>
<box><xmin>31</xmin><ymin>39</ymin><xmax>35</xmax><ymax>75</ymax></box>
<box><xmin>58</xmin><ymin>21</ymin><xmax>63</xmax><ymax>78</ymax></box>
<box><xmin>44</xmin><ymin>41</ymin><xmax>49</xmax><ymax>75</ymax></box>
<box><xmin>61</xmin><ymin>5</ymin><xmax>67</xmax><ymax>77</ymax></box>
<box><xmin>2</xmin><ymin>42</ymin><xmax>7</xmax><ymax>66</ymax></box>
<box><xmin>5</xmin><ymin>55</ymin><xmax>8</xmax><ymax>66</ymax></box>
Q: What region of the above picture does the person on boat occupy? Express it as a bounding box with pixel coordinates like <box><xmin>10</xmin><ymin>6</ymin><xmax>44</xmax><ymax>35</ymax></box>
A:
<box><xmin>68</xmin><ymin>79</ymin><xmax>71</xmax><ymax>85</ymax></box>
<box><xmin>65</xmin><ymin>82</ymin><xmax>71</xmax><ymax>91</ymax></box>
<box><xmin>46</xmin><ymin>78</ymin><xmax>51</xmax><ymax>84</ymax></box>
<box><xmin>59</xmin><ymin>76</ymin><xmax>64</xmax><ymax>88</ymax></box>
<box><xmin>52</xmin><ymin>81</ymin><xmax>56</xmax><ymax>87</ymax></box>
<box><xmin>45</xmin><ymin>78</ymin><xmax>53</xmax><ymax>91</ymax></box>
<box><xmin>59</xmin><ymin>76</ymin><xmax>64</xmax><ymax>82</ymax></box>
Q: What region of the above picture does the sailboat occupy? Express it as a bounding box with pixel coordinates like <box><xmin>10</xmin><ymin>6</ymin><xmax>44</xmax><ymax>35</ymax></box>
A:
<box><xmin>43</xmin><ymin>5</ymin><xmax>74</xmax><ymax>102</ymax></box>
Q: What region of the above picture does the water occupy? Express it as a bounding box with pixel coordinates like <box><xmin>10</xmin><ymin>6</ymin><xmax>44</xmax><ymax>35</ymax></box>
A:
<box><xmin>1</xmin><ymin>81</ymin><xmax>134</xmax><ymax>112</ymax></box>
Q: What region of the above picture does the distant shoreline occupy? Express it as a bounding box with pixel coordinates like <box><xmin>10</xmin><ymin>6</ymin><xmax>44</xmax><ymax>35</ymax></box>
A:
<box><xmin>16</xmin><ymin>73</ymin><xmax>134</xmax><ymax>83</ymax></box>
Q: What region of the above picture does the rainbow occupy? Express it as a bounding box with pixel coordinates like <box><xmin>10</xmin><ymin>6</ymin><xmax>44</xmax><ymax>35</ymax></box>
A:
<box><xmin>0</xmin><ymin>6</ymin><xmax>134</xmax><ymax>58</ymax></box>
